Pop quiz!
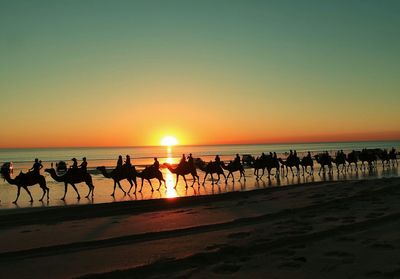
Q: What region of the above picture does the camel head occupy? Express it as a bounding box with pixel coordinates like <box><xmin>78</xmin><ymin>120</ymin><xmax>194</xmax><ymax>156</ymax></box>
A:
<box><xmin>1</xmin><ymin>162</ymin><xmax>12</xmax><ymax>178</ymax></box>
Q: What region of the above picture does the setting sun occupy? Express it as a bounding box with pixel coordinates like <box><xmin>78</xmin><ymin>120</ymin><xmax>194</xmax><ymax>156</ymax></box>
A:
<box><xmin>161</xmin><ymin>136</ymin><xmax>178</xmax><ymax>146</ymax></box>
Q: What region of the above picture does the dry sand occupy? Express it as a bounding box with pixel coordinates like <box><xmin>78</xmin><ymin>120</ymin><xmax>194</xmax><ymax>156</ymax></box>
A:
<box><xmin>0</xmin><ymin>177</ymin><xmax>400</xmax><ymax>278</ymax></box>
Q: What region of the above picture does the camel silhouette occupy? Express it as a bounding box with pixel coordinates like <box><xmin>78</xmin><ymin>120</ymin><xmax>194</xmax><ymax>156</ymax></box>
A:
<box><xmin>299</xmin><ymin>155</ymin><xmax>314</xmax><ymax>176</ymax></box>
<box><xmin>389</xmin><ymin>148</ymin><xmax>398</xmax><ymax>166</ymax></box>
<box><xmin>314</xmin><ymin>154</ymin><xmax>333</xmax><ymax>175</ymax></box>
<box><xmin>251</xmin><ymin>155</ymin><xmax>280</xmax><ymax>179</ymax></box>
<box><xmin>163</xmin><ymin>162</ymin><xmax>199</xmax><ymax>188</ymax></box>
<box><xmin>359</xmin><ymin>149</ymin><xmax>378</xmax><ymax>171</ymax></box>
<box><xmin>45</xmin><ymin>168</ymin><xmax>94</xmax><ymax>200</ymax></box>
<box><xmin>278</xmin><ymin>156</ymin><xmax>300</xmax><ymax>177</ymax></box>
<box><xmin>332</xmin><ymin>154</ymin><xmax>347</xmax><ymax>173</ymax></box>
<box><xmin>346</xmin><ymin>151</ymin><xmax>359</xmax><ymax>172</ymax></box>
<box><xmin>97</xmin><ymin>166</ymin><xmax>137</xmax><ymax>196</ymax></box>
<box><xmin>1</xmin><ymin>163</ymin><xmax>49</xmax><ymax>203</ymax></box>
<box><xmin>220</xmin><ymin>161</ymin><xmax>246</xmax><ymax>183</ymax></box>
<box><xmin>136</xmin><ymin>166</ymin><xmax>165</xmax><ymax>192</ymax></box>
<box><xmin>195</xmin><ymin>159</ymin><xmax>226</xmax><ymax>185</ymax></box>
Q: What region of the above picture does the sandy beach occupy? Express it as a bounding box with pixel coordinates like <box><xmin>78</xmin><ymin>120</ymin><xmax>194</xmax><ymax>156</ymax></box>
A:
<box><xmin>0</xmin><ymin>176</ymin><xmax>399</xmax><ymax>278</ymax></box>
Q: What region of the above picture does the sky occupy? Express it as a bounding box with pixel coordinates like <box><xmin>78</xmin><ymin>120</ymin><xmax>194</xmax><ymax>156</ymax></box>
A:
<box><xmin>1</xmin><ymin>0</ymin><xmax>399</xmax><ymax>148</ymax></box>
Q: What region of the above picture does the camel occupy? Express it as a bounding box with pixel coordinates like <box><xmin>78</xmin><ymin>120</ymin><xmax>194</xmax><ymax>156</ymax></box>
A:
<box><xmin>136</xmin><ymin>166</ymin><xmax>165</xmax><ymax>192</ymax></box>
<box><xmin>164</xmin><ymin>162</ymin><xmax>199</xmax><ymax>188</ymax></box>
<box><xmin>389</xmin><ymin>148</ymin><xmax>398</xmax><ymax>166</ymax></box>
<box><xmin>332</xmin><ymin>154</ymin><xmax>347</xmax><ymax>173</ymax></box>
<box><xmin>97</xmin><ymin>166</ymin><xmax>137</xmax><ymax>196</ymax></box>
<box><xmin>376</xmin><ymin>149</ymin><xmax>390</xmax><ymax>168</ymax></box>
<box><xmin>250</xmin><ymin>155</ymin><xmax>280</xmax><ymax>179</ymax></box>
<box><xmin>299</xmin><ymin>155</ymin><xmax>314</xmax><ymax>176</ymax></box>
<box><xmin>314</xmin><ymin>153</ymin><xmax>333</xmax><ymax>175</ymax></box>
<box><xmin>195</xmin><ymin>159</ymin><xmax>226</xmax><ymax>185</ymax></box>
<box><xmin>1</xmin><ymin>163</ymin><xmax>49</xmax><ymax>203</ymax></box>
<box><xmin>220</xmin><ymin>160</ymin><xmax>246</xmax><ymax>183</ymax></box>
<box><xmin>359</xmin><ymin>149</ymin><xmax>378</xmax><ymax>171</ymax></box>
<box><xmin>278</xmin><ymin>156</ymin><xmax>300</xmax><ymax>177</ymax></box>
<box><xmin>45</xmin><ymin>168</ymin><xmax>94</xmax><ymax>200</ymax></box>
<box><xmin>346</xmin><ymin>151</ymin><xmax>359</xmax><ymax>172</ymax></box>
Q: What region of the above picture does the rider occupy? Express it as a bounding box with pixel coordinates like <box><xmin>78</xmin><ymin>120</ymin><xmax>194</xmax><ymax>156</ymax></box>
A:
<box><xmin>79</xmin><ymin>157</ymin><xmax>88</xmax><ymax>173</ymax></box>
<box><xmin>125</xmin><ymin>155</ymin><xmax>132</xmax><ymax>168</ymax></box>
<box><xmin>29</xmin><ymin>158</ymin><xmax>43</xmax><ymax>176</ymax></box>
<box><xmin>153</xmin><ymin>157</ymin><xmax>160</xmax><ymax>170</ymax></box>
<box><xmin>234</xmin><ymin>153</ymin><xmax>241</xmax><ymax>164</ymax></box>
<box><xmin>179</xmin><ymin>154</ymin><xmax>187</xmax><ymax>166</ymax></box>
<box><xmin>70</xmin><ymin>158</ymin><xmax>78</xmax><ymax>173</ymax></box>
<box><xmin>215</xmin><ymin>155</ymin><xmax>221</xmax><ymax>164</ymax></box>
<box><xmin>187</xmin><ymin>153</ymin><xmax>194</xmax><ymax>168</ymax></box>
<box><xmin>116</xmin><ymin>155</ymin><xmax>123</xmax><ymax>170</ymax></box>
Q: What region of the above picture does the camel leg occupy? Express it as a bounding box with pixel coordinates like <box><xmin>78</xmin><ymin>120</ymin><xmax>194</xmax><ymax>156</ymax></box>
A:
<box><xmin>70</xmin><ymin>183</ymin><xmax>81</xmax><ymax>200</ymax></box>
<box><xmin>127</xmin><ymin>179</ymin><xmax>133</xmax><ymax>194</ymax></box>
<box><xmin>202</xmin><ymin>173</ymin><xmax>208</xmax><ymax>185</ymax></box>
<box><xmin>190</xmin><ymin>174</ymin><xmax>196</xmax><ymax>187</ymax></box>
<box><xmin>139</xmin><ymin>178</ymin><xmax>144</xmax><ymax>192</ymax></box>
<box><xmin>111</xmin><ymin>181</ymin><xmax>117</xmax><ymax>196</ymax></box>
<box><xmin>183</xmin><ymin>175</ymin><xmax>188</xmax><ymax>188</ymax></box>
<box><xmin>13</xmin><ymin>186</ymin><xmax>21</xmax><ymax>204</ymax></box>
<box><xmin>175</xmin><ymin>174</ymin><xmax>180</xmax><ymax>188</ymax></box>
<box><xmin>148</xmin><ymin>179</ymin><xmax>154</xmax><ymax>192</ymax></box>
<box><xmin>196</xmin><ymin>175</ymin><xmax>200</xmax><ymax>185</ymax></box>
<box><xmin>39</xmin><ymin>186</ymin><xmax>46</xmax><ymax>202</ymax></box>
<box><xmin>222</xmin><ymin>173</ymin><xmax>227</xmax><ymax>184</ymax></box>
<box><xmin>210</xmin><ymin>173</ymin><xmax>214</xmax><ymax>185</ymax></box>
<box><xmin>61</xmin><ymin>182</ymin><xmax>68</xmax><ymax>200</ymax></box>
<box><xmin>117</xmin><ymin>181</ymin><xmax>126</xmax><ymax>195</ymax></box>
<box><xmin>24</xmin><ymin>186</ymin><xmax>33</xmax><ymax>203</ymax></box>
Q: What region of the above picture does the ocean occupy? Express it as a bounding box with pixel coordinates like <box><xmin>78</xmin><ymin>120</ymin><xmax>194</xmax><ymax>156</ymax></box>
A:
<box><xmin>0</xmin><ymin>141</ymin><xmax>399</xmax><ymax>209</ymax></box>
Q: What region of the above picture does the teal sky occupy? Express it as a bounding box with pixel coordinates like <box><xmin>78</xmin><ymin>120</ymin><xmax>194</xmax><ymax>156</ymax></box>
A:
<box><xmin>1</xmin><ymin>0</ymin><xmax>399</xmax><ymax>147</ymax></box>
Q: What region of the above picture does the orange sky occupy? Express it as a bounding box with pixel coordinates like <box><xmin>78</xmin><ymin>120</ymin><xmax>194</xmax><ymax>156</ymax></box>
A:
<box><xmin>1</xmin><ymin>1</ymin><xmax>399</xmax><ymax>148</ymax></box>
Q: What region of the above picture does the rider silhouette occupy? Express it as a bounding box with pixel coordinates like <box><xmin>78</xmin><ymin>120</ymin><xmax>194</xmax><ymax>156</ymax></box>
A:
<box><xmin>188</xmin><ymin>153</ymin><xmax>194</xmax><ymax>168</ymax></box>
<box><xmin>153</xmin><ymin>157</ymin><xmax>160</xmax><ymax>170</ymax></box>
<box><xmin>215</xmin><ymin>155</ymin><xmax>221</xmax><ymax>164</ymax></box>
<box><xmin>234</xmin><ymin>154</ymin><xmax>241</xmax><ymax>164</ymax></box>
<box><xmin>116</xmin><ymin>155</ymin><xmax>123</xmax><ymax>170</ymax></box>
<box><xmin>125</xmin><ymin>155</ymin><xmax>132</xmax><ymax>168</ymax></box>
<box><xmin>179</xmin><ymin>154</ymin><xmax>186</xmax><ymax>166</ymax></box>
<box><xmin>70</xmin><ymin>158</ymin><xmax>78</xmax><ymax>174</ymax></box>
<box><xmin>29</xmin><ymin>158</ymin><xmax>43</xmax><ymax>176</ymax></box>
<box><xmin>80</xmin><ymin>157</ymin><xmax>87</xmax><ymax>173</ymax></box>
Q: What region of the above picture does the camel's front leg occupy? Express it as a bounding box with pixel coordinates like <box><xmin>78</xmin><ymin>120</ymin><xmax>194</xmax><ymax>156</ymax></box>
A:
<box><xmin>117</xmin><ymin>181</ymin><xmax>126</xmax><ymax>195</ymax></box>
<box><xmin>175</xmin><ymin>174</ymin><xmax>180</xmax><ymax>188</ymax></box>
<box><xmin>202</xmin><ymin>173</ymin><xmax>208</xmax><ymax>185</ymax></box>
<box><xmin>157</xmin><ymin>179</ymin><xmax>164</xmax><ymax>191</ymax></box>
<box><xmin>148</xmin><ymin>179</ymin><xmax>154</xmax><ymax>192</ymax></box>
<box><xmin>183</xmin><ymin>175</ymin><xmax>188</xmax><ymax>188</ymax></box>
<box><xmin>61</xmin><ymin>182</ymin><xmax>68</xmax><ymax>200</ymax></box>
<box><xmin>111</xmin><ymin>181</ymin><xmax>117</xmax><ymax>196</ymax></box>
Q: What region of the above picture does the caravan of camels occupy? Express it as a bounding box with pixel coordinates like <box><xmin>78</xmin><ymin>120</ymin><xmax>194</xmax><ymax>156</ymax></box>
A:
<box><xmin>0</xmin><ymin>148</ymin><xmax>398</xmax><ymax>203</ymax></box>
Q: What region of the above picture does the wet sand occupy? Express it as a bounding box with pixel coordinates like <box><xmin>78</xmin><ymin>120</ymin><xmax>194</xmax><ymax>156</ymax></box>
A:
<box><xmin>0</xmin><ymin>177</ymin><xmax>400</xmax><ymax>278</ymax></box>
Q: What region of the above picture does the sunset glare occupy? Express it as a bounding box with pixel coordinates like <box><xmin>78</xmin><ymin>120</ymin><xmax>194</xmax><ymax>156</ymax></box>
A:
<box><xmin>161</xmin><ymin>136</ymin><xmax>178</xmax><ymax>147</ymax></box>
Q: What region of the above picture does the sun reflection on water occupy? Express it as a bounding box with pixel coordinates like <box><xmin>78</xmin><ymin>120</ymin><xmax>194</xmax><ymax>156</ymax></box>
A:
<box><xmin>165</xmin><ymin>147</ymin><xmax>178</xmax><ymax>198</ymax></box>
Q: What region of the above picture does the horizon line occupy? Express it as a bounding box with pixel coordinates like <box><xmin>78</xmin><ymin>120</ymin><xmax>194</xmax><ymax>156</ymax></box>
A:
<box><xmin>1</xmin><ymin>138</ymin><xmax>399</xmax><ymax>150</ymax></box>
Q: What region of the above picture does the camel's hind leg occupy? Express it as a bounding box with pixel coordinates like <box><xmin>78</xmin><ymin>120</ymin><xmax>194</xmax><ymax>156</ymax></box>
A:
<box><xmin>202</xmin><ymin>173</ymin><xmax>208</xmax><ymax>185</ymax></box>
<box><xmin>128</xmin><ymin>178</ymin><xmax>137</xmax><ymax>193</ymax></box>
<box><xmin>111</xmin><ymin>181</ymin><xmax>117</xmax><ymax>196</ymax></box>
<box><xmin>24</xmin><ymin>186</ymin><xmax>33</xmax><ymax>203</ymax></box>
<box><xmin>117</xmin><ymin>181</ymin><xmax>126</xmax><ymax>195</ymax></box>
<box><xmin>182</xmin><ymin>175</ymin><xmax>188</xmax><ymax>188</ymax></box>
<box><xmin>13</xmin><ymin>186</ymin><xmax>22</xmax><ymax>204</ymax></box>
<box><xmin>158</xmin><ymin>178</ymin><xmax>165</xmax><ymax>191</ymax></box>
<box><xmin>148</xmin><ymin>179</ymin><xmax>154</xmax><ymax>192</ymax></box>
<box><xmin>70</xmin><ymin>183</ymin><xmax>81</xmax><ymax>200</ymax></box>
<box><xmin>174</xmin><ymin>174</ymin><xmax>180</xmax><ymax>188</ymax></box>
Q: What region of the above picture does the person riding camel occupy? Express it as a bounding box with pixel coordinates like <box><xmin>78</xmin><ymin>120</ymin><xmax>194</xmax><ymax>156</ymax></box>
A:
<box><xmin>125</xmin><ymin>155</ymin><xmax>132</xmax><ymax>168</ymax></box>
<box><xmin>79</xmin><ymin>157</ymin><xmax>87</xmax><ymax>173</ymax></box>
<box><xmin>116</xmin><ymin>155</ymin><xmax>123</xmax><ymax>170</ymax></box>
<box><xmin>187</xmin><ymin>153</ymin><xmax>194</xmax><ymax>168</ymax></box>
<box><xmin>29</xmin><ymin>158</ymin><xmax>43</xmax><ymax>177</ymax></box>
<box><xmin>69</xmin><ymin>158</ymin><xmax>78</xmax><ymax>174</ymax></box>
<box><xmin>215</xmin><ymin>155</ymin><xmax>221</xmax><ymax>165</ymax></box>
<box><xmin>153</xmin><ymin>157</ymin><xmax>160</xmax><ymax>170</ymax></box>
<box><xmin>234</xmin><ymin>153</ymin><xmax>241</xmax><ymax>165</ymax></box>
<box><xmin>179</xmin><ymin>154</ymin><xmax>187</xmax><ymax>167</ymax></box>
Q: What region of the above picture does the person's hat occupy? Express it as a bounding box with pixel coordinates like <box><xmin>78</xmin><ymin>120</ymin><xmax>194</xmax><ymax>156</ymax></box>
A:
<box><xmin>72</xmin><ymin>158</ymin><xmax>77</xmax><ymax>161</ymax></box>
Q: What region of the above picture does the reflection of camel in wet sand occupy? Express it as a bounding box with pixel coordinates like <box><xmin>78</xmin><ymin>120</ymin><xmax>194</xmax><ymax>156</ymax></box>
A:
<box><xmin>195</xmin><ymin>159</ymin><xmax>226</xmax><ymax>185</ymax></box>
<box><xmin>1</xmin><ymin>163</ymin><xmax>49</xmax><ymax>203</ymax></box>
<box><xmin>45</xmin><ymin>168</ymin><xmax>94</xmax><ymax>200</ymax></box>
<box><xmin>332</xmin><ymin>155</ymin><xmax>346</xmax><ymax>173</ymax></box>
<box><xmin>220</xmin><ymin>161</ymin><xmax>246</xmax><ymax>182</ymax></box>
<box><xmin>164</xmin><ymin>163</ymin><xmax>199</xmax><ymax>188</ymax></box>
<box><xmin>137</xmin><ymin>166</ymin><xmax>165</xmax><ymax>192</ymax></box>
<box><xmin>97</xmin><ymin>166</ymin><xmax>137</xmax><ymax>196</ymax></box>
<box><xmin>314</xmin><ymin>154</ymin><xmax>333</xmax><ymax>175</ymax></box>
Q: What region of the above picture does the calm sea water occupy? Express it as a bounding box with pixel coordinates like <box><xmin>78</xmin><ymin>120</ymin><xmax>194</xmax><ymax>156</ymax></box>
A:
<box><xmin>0</xmin><ymin>141</ymin><xmax>399</xmax><ymax>210</ymax></box>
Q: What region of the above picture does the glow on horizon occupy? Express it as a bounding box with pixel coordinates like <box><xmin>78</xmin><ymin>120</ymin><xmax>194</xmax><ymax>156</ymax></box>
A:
<box><xmin>161</xmin><ymin>136</ymin><xmax>179</xmax><ymax>147</ymax></box>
